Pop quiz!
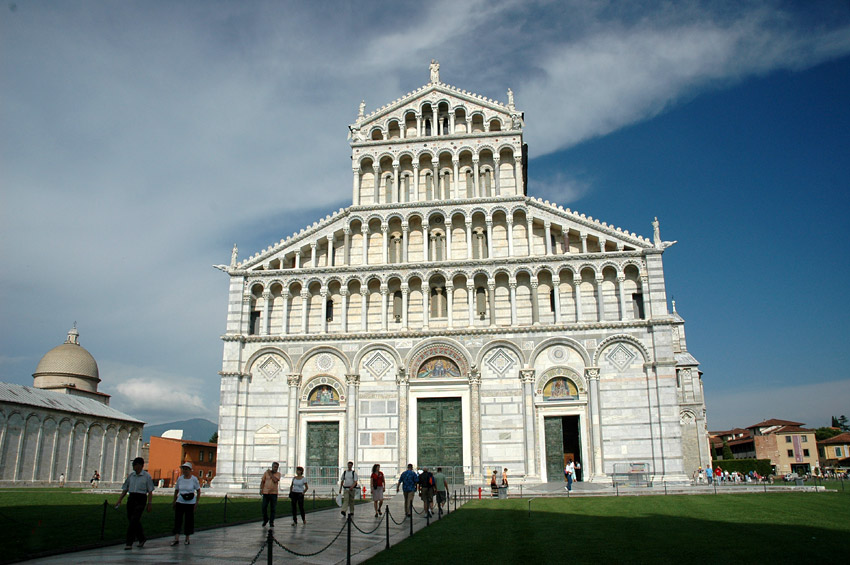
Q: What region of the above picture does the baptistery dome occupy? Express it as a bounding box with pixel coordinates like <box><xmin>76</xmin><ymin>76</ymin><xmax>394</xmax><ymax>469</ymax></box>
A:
<box><xmin>33</xmin><ymin>325</ymin><xmax>101</xmax><ymax>394</ymax></box>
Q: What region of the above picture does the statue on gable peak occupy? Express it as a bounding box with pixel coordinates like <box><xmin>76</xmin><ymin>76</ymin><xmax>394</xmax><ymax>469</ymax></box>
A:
<box><xmin>429</xmin><ymin>59</ymin><xmax>440</xmax><ymax>83</ymax></box>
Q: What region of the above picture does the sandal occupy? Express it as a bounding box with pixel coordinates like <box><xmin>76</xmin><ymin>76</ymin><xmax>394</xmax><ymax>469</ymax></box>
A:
<box><xmin>185</xmin><ymin>539</ymin><xmax>191</xmax><ymax>545</ymax></box>
<box><xmin>170</xmin><ymin>540</ymin><xmax>179</xmax><ymax>546</ymax></box>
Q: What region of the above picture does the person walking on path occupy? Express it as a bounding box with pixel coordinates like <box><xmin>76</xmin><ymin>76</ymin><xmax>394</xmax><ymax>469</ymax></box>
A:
<box><xmin>564</xmin><ymin>459</ymin><xmax>575</xmax><ymax>492</ymax></box>
<box><xmin>418</xmin><ymin>467</ymin><xmax>435</xmax><ymax>517</ymax></box>
<box><xmin>396</xmin><ymin>463</ymin><xmax>418</xmax><ymax>517</ymax></box>
<box><xmin>170</xmin><ymin>462</ymin><xmax>201</xmax><ymax>546</ymax></box>
<box><xmin>91</xmin><ymin>470</ymin><xmax>100</xmax><ymax>488</ymax></box>
<box><xmin>289</xmin><ymin>466</ymin><xmax>309</xmax><ymax>526</ymax></box>
<box><xmin>260</xmin><ymin>462</ymin><xmax>281</xmax><ymax>527</ymax></box>
<box><xmin>339</xmin><ymin>461</ymin><xmax>359</xmax><ymax>517</ymax></box>
<box><xmin>58</xmin><ymin>473</ymin><xmax>65</xmax><ymax>487</ymax></box>
<box><xmin>370</xmin><ymin>464</ymin><xmax>385</xmax><ymax>517</ymax></box>
<box><xmin>114</xmin><ymin>457</ymin><xmax>154</xmax><ymax>550</ymax></box>
<box><xmin>433</xmin><ymin>467</ymin><xmax>449</xmax><ymax>512</ymax></box>
<box><xmin>501</xmin><ymin>468</ymin><xmax>509</xmax><ymax>497</ymax></box>
<box><xmin>490</xmin><ymin>470</ymin><xmax>499</xmax><ymax>497</ymax></box>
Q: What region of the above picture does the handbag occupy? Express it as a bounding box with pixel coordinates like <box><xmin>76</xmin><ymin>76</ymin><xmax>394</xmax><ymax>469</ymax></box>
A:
<box><xmin>180</xmin><ymin>492</ymin><xmax>194</xmax><ymax>501</ymax></box>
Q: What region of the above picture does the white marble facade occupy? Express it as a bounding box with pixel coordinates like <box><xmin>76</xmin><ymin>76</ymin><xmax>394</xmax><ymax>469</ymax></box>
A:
<box><xmin>214</xmin><ymin>63</ymin><xmax>709</xmax><ymax>488</ymax></box>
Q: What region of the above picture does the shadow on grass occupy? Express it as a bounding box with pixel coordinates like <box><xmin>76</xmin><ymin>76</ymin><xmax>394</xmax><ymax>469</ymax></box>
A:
<box><xmin>366</xmin><ymin>493</ymin><xmax>850</xmax><ymax>564</ymax></box>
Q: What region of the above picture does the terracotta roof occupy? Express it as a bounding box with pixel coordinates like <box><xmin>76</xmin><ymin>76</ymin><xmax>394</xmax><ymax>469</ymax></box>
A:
<box><xmin>747</xmin><ymin>418</ymin><xmax>805</xmax><ymax>428</ymax></box>
<box><xmin>772</xmin><ymin>425</ymin><xmax>814</xmax><ymax>434</ymax></box>
<box><xmin>818</xmin><ymin>432</ymin><xmax>850</xmax><ymax>445</ymax></box>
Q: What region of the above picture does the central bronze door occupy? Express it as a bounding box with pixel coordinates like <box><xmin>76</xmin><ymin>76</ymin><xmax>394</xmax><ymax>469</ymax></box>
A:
<box><xmin>306</xmin><ymin>421</ymin><xmax>339</xmax><ymax>486</ymax></box>
<box><xmin>417</xmin><ymin>398</ymin><xmax>462</xmax><ymax>469</ymax></box>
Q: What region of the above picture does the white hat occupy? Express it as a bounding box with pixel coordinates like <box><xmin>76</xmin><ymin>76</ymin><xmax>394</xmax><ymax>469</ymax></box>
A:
<box><xmin>180</xmin><ymin>461</ymin><xmax>193</xmax><ymax>470</ymax></box>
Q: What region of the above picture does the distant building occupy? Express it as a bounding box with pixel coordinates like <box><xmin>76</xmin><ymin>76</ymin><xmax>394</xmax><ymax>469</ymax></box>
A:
<box><xmin>148</xmin><ymin>435</ymin><xmax>217</xmax><ymax>487</ymax></box>
<box><xmin>710</xmin><ymin>418</ymin><xmax>819</xmax><ymax>475</ymax></box>
<box><xmin>818</xmin><ymin>432</ymin><xmax>850</xmax><ymax>473</ymax></box>
<box><xmin>0</xmin><ymin>326</ymin><xmax>144</xmax><ymax>486</ymax></box>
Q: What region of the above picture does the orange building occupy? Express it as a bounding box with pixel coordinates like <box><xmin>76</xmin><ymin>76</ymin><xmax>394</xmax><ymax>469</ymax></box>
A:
<box><xmin>147</xmin><ymin>436</ymin><xmax>217</xmax><ymax>487</ymax></box>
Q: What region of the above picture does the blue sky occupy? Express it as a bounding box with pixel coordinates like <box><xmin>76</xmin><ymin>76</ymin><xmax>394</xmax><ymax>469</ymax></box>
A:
<box><xmin>1</xmin><ymin>1</ymin><xmax>849</xmax><ymax>428</ymax></box>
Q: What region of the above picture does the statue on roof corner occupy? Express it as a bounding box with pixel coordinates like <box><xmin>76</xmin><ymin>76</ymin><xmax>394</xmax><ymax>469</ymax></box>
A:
<box><xmin>231</xmin><ymin>243</ymin><xmax>238</xmax><ymax>267</ymax></box>
<box><xmin>507</xmin><ymin>88</ymin><xmax>514</xmax><ymax>108</ymax></box>
<box><xmin>358</xmin><ymin>100</ymin><xmax>365</xmax><ymax>120</ymax></box>
<box><xmin>652</xmin><ymin>217</ymin><xmax>661</xmax><ymax>247</ymax></box>
<box><xmin>430</xmin><ymin>59</ymin><xmax>440</xmax><ymax>83</ymax></box>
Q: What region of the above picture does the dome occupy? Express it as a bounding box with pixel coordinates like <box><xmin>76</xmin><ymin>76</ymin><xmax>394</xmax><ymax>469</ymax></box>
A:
<box><xmin>33</xmin><ymin>326</ymin><xmax>100</xmax><ymax>390</ymax></box>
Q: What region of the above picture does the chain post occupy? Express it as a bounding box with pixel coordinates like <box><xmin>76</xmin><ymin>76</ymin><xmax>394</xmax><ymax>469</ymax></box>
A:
<box><xmin>346</xmin><ymin>513</ymin><xmax>352</xmax><ymax>565</ymax></box>
<box><xmin>266</xmin><ymin>528</ymin><xmax>273</xmax><ymax>565</ymax></box>
<box><xmin>409</xmin><ymin>507</ymin><xmax>413</xmax><ymax>537</ymax></box>
<box><xmin>385</xmin><ymin>507</ymin><xmax>390</xmax><ymax>549</ymax></box>
<box><xmin>100</xmin><ymin>499</ymin><xmax>108</xmax><ymax>540</ymax></box>
<box><xmin>224</xmin><ymin>493</ymin><xmax>228</xmax><ymax>523</ymax></box>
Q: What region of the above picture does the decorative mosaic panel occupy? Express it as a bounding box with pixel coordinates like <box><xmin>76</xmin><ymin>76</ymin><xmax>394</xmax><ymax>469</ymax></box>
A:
<box><xmin>417</xmin><ymin>357</ymin><xmax>462</xmax><ymax>379</ymax></box>
<box><xmin>409</xmin><ymin>343</ymin><xmax>469</xmax><ymax>378</ymax></box>
<box><xmin>365</xmin><ymin>351</ymin><xmax>392</xmax><ymax>380</ymax></box>
<box><xmin>485</xmin><ymin>348</ymin><xmax>515</xmax><ymax>376</ymax></box>
<box><xmin>680</xmin><ymin>411</ymin><xmax>695</xmax><ymax>425</ymax></box>
<box><xmin>301</xmin><ymin>375</ymin><xmax>345</xmax><ymax>404</ymax></box>
<box><xmin>542</xmin><ymin>377</ymin><xmax>579</xmax><ymax>401</ymax></box>
<box><xmin>257</xmin><ymin>355</ymin><xmax>283</xmax><ymax>381</ymax></box>
<box><xmin>605</xmin><ymin>343</ymin><xmax>637</xmax><ymax>371</ymax></box>
<box><xmin>547</xmin><ymin>345</ymin><xmax>569</xmax><ymax>364</ymax></box>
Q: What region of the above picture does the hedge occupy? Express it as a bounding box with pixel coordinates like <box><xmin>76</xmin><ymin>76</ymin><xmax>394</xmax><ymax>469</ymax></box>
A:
<box><xmin>711</xmin><ymin>459</ymin><xmax>774</xmax><ymax>476</ymax></box>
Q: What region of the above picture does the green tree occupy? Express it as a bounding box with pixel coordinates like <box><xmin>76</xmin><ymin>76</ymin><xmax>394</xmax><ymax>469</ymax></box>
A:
<box><xmin>816</xmin><ymin>427</ymin><xmax>841</xmax><ymax>441</ymax></box>
<box><xmin>839</xmin><ymin>415</ymin><xmax>849</xmax><ymax>432</ymax></box>
<box><xmin>209</xmin><ymin>431</ymin><xmax>218</xmax><ymax>444</ymax></box>
<box><xmin>722</xmin><ymin>440</ymin><xmax>734</xmax><ymax>460</ymax></box>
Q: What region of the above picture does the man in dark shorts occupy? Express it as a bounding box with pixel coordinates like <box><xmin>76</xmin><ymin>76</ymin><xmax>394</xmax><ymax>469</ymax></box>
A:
<box><xmin>433</xmin><ymin>467</ymin><xmax>449</xmax><ymax>512</ymax></box>
<box><xmin>418</xmin><ymin>467</ymin><xmax>435</xmax><ymax>517</ymax></box>
<box><xmin>114</xmin><ymin>457</ymin><xmax>155</xmax><ymax>550</ymax></box>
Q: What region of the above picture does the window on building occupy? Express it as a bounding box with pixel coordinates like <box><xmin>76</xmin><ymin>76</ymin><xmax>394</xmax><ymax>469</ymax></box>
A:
<box><xmin>430</xmin><ymin>287</ymin><xmax>447</xmax><ymax>318</ymax></box>
<box><xmin>785</xmin><ymin>436</ymin><xmax>792</xmax><ymax>443</ymax></box>
<box><xmin>787</xmin><ymin>449</ymin><xmax>793</xmax><ymax>457</ymax></box>
<box><xmin>466</xmin><ymin>171</ymin><xmax>474</xmax><ymax>198</ymax></box>
<box><xmin>476</xmin><ymin>287</ymin><xmax>487</xmax><ymax>318</ymax></box>
<box><xmin>393</xmin><ymin>291</ymin><xmax>402</xmax><ymax>321</ymax></box>
<box><xmin>207</xmin><ymin>471</ymin><xmax>212</xmax><ymax>478</ymax></box>
<box><xmin>425</xmin><ymin>173</ymin><xmax>433</xmax><ymax>200</ymax></box>
<box><xmin>425</xmin><ymin>119</ymin><xmax>432</xmax><ymax>136</ymax></box>
<box><xmin>249</xmin><ymin>311</ymin><xmax>261</xmax><ymax>335</ymax></box>
<box><xmin>632</xmin><ymin>293</ymin><xmax>645</xmax><ymax>319</ymax></box>
<box><xmin>801</xmin><ymin>436</ymin><xmax>808</xmax><ymax>442</ymax></box>
<box><xmin>326</xmin><ymin>299</ymin><xmax>334</xmax><ymax>322</ymax></box>
<box><xmin>803</xmin><ymin>449</ymin><xmax>809</xmax><ymax>457</ymax></box>
<box><xmin>549</xmin><ymin>288</ymin><xmax>556</xmax><ymax>312</ymax></box>
<box><xmin>198</xmin><ymin>451</ymin><xmax>204</xmax><ymax>462</ymax></box>
<box><xmin>442</xmin><ymin>116</ymin><xmax>449</xmax><ymax>135</ymax></box>
<box><xmin>837</xmin><ymin>447</ymin><xmax>843</xmax><ymax>457</ymax></box>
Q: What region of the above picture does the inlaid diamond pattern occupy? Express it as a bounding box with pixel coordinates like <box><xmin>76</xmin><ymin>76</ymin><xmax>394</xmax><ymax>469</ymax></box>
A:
<box><xmin>258</xmin><ymin>356</ymin><xmax>282</xmax><ymax>381</ymax></box>
<box><xmin>486</xmin><ymin>348</ymin><xmax>515</xmax><ymax>376</ymax></box>
<box><xmin>365</xmin><ymin>351</ymin><xmax>392</xmax><ymax>380</ymax></box>
<box><xmin>606</xmin><ymin>344</ymin><xmax>636</xmax><ymax>371</ymax></box>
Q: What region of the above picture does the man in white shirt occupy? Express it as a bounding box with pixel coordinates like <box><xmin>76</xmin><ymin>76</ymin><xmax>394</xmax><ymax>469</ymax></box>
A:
<box><xmin>114</xmin><ymin>457</ymin><xmax>155</xmax><ymax>550</ymax></box>
<box><xmin>339</xmin><ymin>461</ymin><xmax>359</xmax><ymax>517</ymax></box>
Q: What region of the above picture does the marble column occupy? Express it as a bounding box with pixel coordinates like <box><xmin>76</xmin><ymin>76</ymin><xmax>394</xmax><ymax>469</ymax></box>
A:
<box><xmin>493</xmin><ymin>157</ymin><xmax>501</xmax><ymax>196</ymax></box>
<box><xmin>617</xmin><ymin>276</ymin><xmax>627</xmax><ymax>321</ymax></box>
<box><xmin>300</xmin><ymin>291</ymin><xmax>310</xmax><ymax>333</ymax></box>
<box><xmin>345</xmin><ymin>374</ymin><xmax>360</xmax><ymax>464</ymax></box>
<box><xmin>575</xmin><ymin>279</ymin><xmax>583</xmax><ymax>321</ymax></box>
<box><xmin>373</xmin><ymin>165</ymin><xmax>381</xmax><ymax>203</ymax></box>
<box><xmin>397</xmin><ymin>370</ymin><xmax>409</xmax><ymax>469</ymax></box>
<box><xmin>423</xmin><ymin>225</ymin><xmax>429</xmax><ymax>262</ymax></box>
<box><xmin>241</xmin><ymin>295</ymin><xmax>251</xmax><ymax>335</ymax></box>
<box><xmin>423</xmin><ymin>286</ymin><xmax>430</xmax><ymax>330</ymax></box>
<box><xmin>465</xmin><ymin>221</ymin><xmax>473</xmax><ymax>259</ymax></box>
<box><xmin>544</xmin><ymin>222</ymin><xmax>552</xmax><ymax>255</ymax></box>
<box><xmin>530</xmin><ymin>279</ymin><xmax>540</xmax><ymax>325</ymax></box>
<box><xmin>402</xmin><ymin>223</ymin><xmax>409</xmax><ymax>263</ymax></box>
<box><xmin>596</xmin><ymin>277</ymin><xmax>605</xmax><ymax>322</ymax></box>
<box><xmin>361</xmin><ymin>226</ymin><xmax>369</xmax><ymax>265</ymax></box>
<box><xmin>380</xmin><ymin>285</ymin><xmax>388</xmax><ymax>331</ymax></box>
<box><xmin>310</xmin><ymin>243</ymin><xmax>317</xmax><ymax>267</ymax></box>
<box><xmin>281</xmin><ymin>291</ymin><xmax>290</xmax><ymax>335</ymax></box>
<box><xmin>467</xmin><ymin>284</ymin><xmax>475</xmax><ymax>326</ymax></box>
<box><xmin>343</xmin><ymin>228</ymin><xmax>351</xmax><ymax>266</ymax></box>
<box><xmin>488</xmin><ymin>282</ymin><xmax>496</xmax><ymax>327</ymax></box>
<box><xmin>514</xmin><ymin>156</ymin><xmax>523</xmax><ymax>194</ymax></box>
<box><xmin>585</xmin><ymin>368</ymin><xmax>604</xmax><ymax>480</ymax></box>
<box><xmin>360</xmin><ymin>291</ymin><xmax>368</xmax><ymax>331</ymax></box>
<box><xmin>294</xmin><ymin>250</ymin><xmax>301</xmax><ymax>269</ymax></box>
<box><xmin>412</xmin><ymin>164</ymin><xmax>419</xmax><ymax>201</ymax></box>
<box><xmin>401</xmin><ymin>285</ymin><xmax>409</xmax><ymax>329</ymax></box>
<box><xmin>526</xmin><ymin>216</ymin><xmax>533</xmax><ymax>256</ymax></box>
<box><xmin>381</xmin><ymin>223</ymin><xmax>389</xmax><ymax>264</ymax></box>
<box><xmin>286</xmin><ymin>374</ymin><xmax>301</xmax><ymax>474</ymax></box>
<box><xmin>262</xmin><ymin>291</ymin><xmax>271</xmax><ymax>335</ymax></box>
<box><xmin>519</xmin><ymin>369</ymin><xmax>537</xmax><ymax>478</ymax></box>
<box><xmin>485</xmin><ymin>219</ymin><xmax>493</xmax><ymax>258</ymax></box>
<box><xmin>326</xmin><ymin>234</ymin><xmax>334</xmax><ymax>267</ymax></box>
<box><xmin>580</xmin><ymin>234</ymin><xmax>588</xmax><ymax>254</ymax></box>
<box><xmin>446</xmin><ymin>283</ymin><xmax>454</xmax><ymax>328</ymax></box>
<box><xmin>393</xmin><ymin>164</ymin><xmax>399</xmax><ymax>202</ymax></box>
<box><xmin>320</xmin><ymin>289</ymin><xmax>328</xmax><ymax>333</ymax></box>
<box><xmin>340</xmin><ymin>289</ymin><xmax>348</xmax><ymax>333</ymax></box>
<box><xmin>452</xmin><ymin>159</ymin><xmax>459</xmax><ymax>200</ymax></box>
<box><xmin>445</xmin><ymin>219</ymin><xmax>452</xmax><ymax>261</ymax></box>
<box><xmin>553</xmin><ymin>280</ymin><xmax>562</xmax><ymax>323</ymax></box>
<box><xmin>509</xmin><ymin>282</ymin><xmax>517</xmax><ymax>325</ymax></box>
<box><xmin>472</xmin><ymin>158</ymin><xmax>480</xmax><ymax>197</ymax></box>
<box><xmin>352</xmin><ymin>167</ymin><xmax>361</xmax><ymax>205</ymax></box>
<box><xmin>506</xmin><ymin>217</ymin><xmax>514</xmax><ymax>256</ymax></box>
<box><xmin>469</xmin><ymin>368</ymin><xmax>482</xmax><ymax>478</ymax></box>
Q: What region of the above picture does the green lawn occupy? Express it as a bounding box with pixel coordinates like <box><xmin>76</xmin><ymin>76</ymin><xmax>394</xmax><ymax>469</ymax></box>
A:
<box><xmin>0</xmin><ymin>488</ymin><xmax>335</xmax><ymax>563</ymax></box>
<box><xmin>367</xmin><ymin>492</ymin><xmax>850</xmax><ymax>564</ymax></box>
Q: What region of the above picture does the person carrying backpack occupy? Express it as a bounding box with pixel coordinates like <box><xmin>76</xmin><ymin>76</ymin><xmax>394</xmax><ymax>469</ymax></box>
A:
<box><xmin>418</xmin><ymin>467</ymin><xmax>435</xmax><ymax>517</ymax></box>
<box><xmin>339</xmin><ymin>461</ymin><xmax>359</xmax><ymax>517</ymax></box>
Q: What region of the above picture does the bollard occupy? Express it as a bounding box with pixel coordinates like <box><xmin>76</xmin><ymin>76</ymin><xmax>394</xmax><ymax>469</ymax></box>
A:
<box><xmin>267</xmin><ymin>528</ymin><xmax>273</xmax><ymax>565</ymax></box>
<box><xmin>478</xmin><ymin>487</ymin><xmax>482</xmax><ymax>500</ymax></box>
<box><xmin>100</xmin><ymin>500</ymin><xmax>108</xmax><ymax>540</ymax></box>
<box><xmin>313</xmin><ymin>490</ymin><xmax>316</xmax><ymax>509</ymax></box>
<box><xmin>385</xmin><ymin>508</ymin><xmax>390</xmax><ymax>550</ymax></box>
<box><xmin>409</xmin><ymin>508</ymin><xmax>414</xmax><ymax>537</ymax></box>
<box><xmin>520</xmin><ymin>484</ymin><xmax>523</xmax><ymax>498</ymax></box>
<box><xmin>664</xmin><ymin>481</ymin><xmax>668</xmax><ymax>495</ymax></box>
<box><xmin>224</xmin><ymin>494</ymin><xmax>228</xmax><ymax>523</ymax></box>
<box><xmin>346</xmin><ymin>514</ymin><xmax>353</xmax><ymax>565</ymax></box>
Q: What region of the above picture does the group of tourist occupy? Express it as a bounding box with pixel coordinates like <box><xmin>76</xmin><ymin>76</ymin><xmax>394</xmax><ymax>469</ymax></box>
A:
<box><xmin>112</xmin><ymin>456</ymin><xmax>202</xmax><ymax>551</ymax></box>
<box><xmin>696</xmin><ymin>466</ymin><xmax>767</xmax><ymax>484</ymax></box>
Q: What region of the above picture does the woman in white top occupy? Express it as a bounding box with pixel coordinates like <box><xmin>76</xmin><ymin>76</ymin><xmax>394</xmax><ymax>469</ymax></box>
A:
<box><xmin>289</xmin><ymin>466</ymin><xmax>309</xmax><ymax>526</ymax></box>
<box><xmin>171</xmin><ymin>462</ymin><xmax>201</xmax><ymax>545</ymax></box>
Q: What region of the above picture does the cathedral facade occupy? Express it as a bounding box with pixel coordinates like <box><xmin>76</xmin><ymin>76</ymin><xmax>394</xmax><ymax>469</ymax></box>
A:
<box><xmin>214</xmin><ymin>63</ymin><xmax>709</xmax><ymax>488</ymax></box>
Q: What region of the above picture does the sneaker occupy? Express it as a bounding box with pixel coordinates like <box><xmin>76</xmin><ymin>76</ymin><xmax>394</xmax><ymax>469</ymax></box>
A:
<box><xmin>262</xmin><ymin>519</ymin><xmax>268</xmax><ymax>526</ymax></box>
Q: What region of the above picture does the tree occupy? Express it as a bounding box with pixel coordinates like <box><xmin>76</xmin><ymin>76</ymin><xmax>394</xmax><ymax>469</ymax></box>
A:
<box><xmin>830</xmin><ymin>415</ymin><xmax>849</xmax><ymax>432</ymax></box>
<box><xmin>816</xmin><ymin>427</ymin><xmax>841</xmax><ymax>441</ymax></box>
<box><xmin>722</xmin><ymin>440</ymin><xmax>734</xmax><ymax>461</ymax></box>
<box><xmin>209</xmin><ymin>431</ymin><xmax>218</xmax><ymax>444</ymax></box>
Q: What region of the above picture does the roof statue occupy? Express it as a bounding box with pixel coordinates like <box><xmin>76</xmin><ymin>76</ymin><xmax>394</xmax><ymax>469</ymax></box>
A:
<box><xmin>358</xmin><ymin>100</ymin><xmax>365</xmax><ymax>120</ymax></box>
<box><xmin>507</xmin><ymin>88</ymin><xmax>514</xmax><ymax>108</ymax></box>
<box><xmin>653</xmin><ymin>217</ymin><xmax>661</xmax><ymax>247</ymax></box>
<box><xmin>231</xmin><ymin>243</ymin><xmax>238</xmax><ymax>268</ymax></box>
<box><xmin>429</xmin><ymin>59</ymin><xmax>440</xmax><ymax>83</ymax></box>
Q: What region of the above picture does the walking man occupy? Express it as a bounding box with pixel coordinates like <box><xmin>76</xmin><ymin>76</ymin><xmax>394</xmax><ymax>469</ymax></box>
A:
<box><xmin>418</xmin><ymin>467</ymin><xmax>435</xmax><ymax>517</ymax></box>
<box><xmin>260</xmin><ymin>462</ymin><xmax>281</xmax><ymax>527</ymax></box>
<box><xmin>396</xmin><ymin>463</ymin><xmax>418</xmax><ymax>517</ymax></box>
<box><xmin>433</xmin><ymin>467</ymin><xmax>450</xmax><ymax>513</ymax></box>
<box><xmin>339</xmin><ymin>461</ymin><xmax>359</xmax><ymax>517</ymax></box>
<box><xmin>564</xmin><ymin>459</ymin><xmax>575</xmax><ymax>492</ymax></box>
<box><xmin>114</xmin><ymin>457</ymin><xmax>155</xmax><ymax>550</ymax></box>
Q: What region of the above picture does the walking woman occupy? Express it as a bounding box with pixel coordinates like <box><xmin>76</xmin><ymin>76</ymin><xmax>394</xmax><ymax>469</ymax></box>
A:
<box><xmin>289</xmin><ymin>466</ymin><xmax>309</xmax><ymax>526</ymax></box>
<box><xmin>171</xmin><ymin>462</ymin><xmax>201</xmax><ymax>545</ymax></box>
<box><xmin>370</xmin><ymin>464</ymin><xmax>385</xmax><ymax>516</ymax></box>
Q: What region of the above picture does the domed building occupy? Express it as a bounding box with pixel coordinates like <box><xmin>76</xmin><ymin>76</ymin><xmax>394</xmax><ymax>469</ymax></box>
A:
<box><xmin>0</xmin><ymin>326</ymin><xmax>144</xmax><ymax>486</ymax></box>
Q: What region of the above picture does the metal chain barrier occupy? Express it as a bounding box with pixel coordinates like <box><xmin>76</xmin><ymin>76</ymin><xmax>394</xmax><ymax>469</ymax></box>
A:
<box><xmin>271</xmin><ymin>520</ymin><xmax>348</xmax><ymax>558</ymax></box>
<box><xmin>247</xmin><ymin>538</ymin><xmax>268</xmax><ymax>565</ymax></box>
<box><xmin>351</xmin><ymin>512</ymin><xmax>386</xmax><ymax>535</ymax></box>
<box><xmin>386</xmin><ymin>507</ymin><xmax>407</xmax><ymax>526</ymax></box>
